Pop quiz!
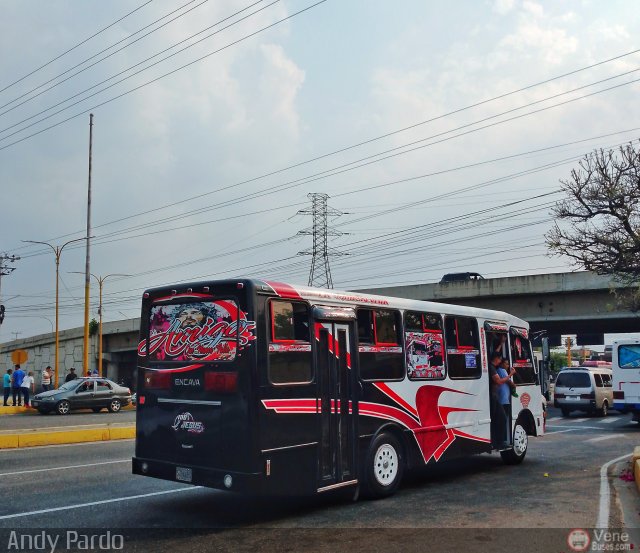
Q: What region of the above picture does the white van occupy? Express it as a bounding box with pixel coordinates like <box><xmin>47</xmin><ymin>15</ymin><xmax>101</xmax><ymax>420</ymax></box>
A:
<box><xmin>554</xmin><ymin>367</ymin><xmax>613</xmax><ymax>417</ymax></box>
<box><xmin>612</xmin><ymin>339</ymin><xmax>640</xmax><ymax>422</ymax></box>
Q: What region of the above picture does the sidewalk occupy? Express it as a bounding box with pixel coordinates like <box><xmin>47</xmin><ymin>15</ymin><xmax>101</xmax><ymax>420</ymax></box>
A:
<box><xmin>0</xmin><ymin>405</ymin><xmax>136</xmax><ymax>449</ymax></box>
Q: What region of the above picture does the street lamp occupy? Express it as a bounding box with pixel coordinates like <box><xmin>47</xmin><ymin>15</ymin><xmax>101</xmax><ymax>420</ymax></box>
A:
<box><xmin>24</xmin><ymin>238</ymin><xmax>86</xmax><ymax>388</ymax></box>
<box><xmin>71</xmin><ymin>272</ymin><xmax>129</xmax><ymax>377</ymax></box>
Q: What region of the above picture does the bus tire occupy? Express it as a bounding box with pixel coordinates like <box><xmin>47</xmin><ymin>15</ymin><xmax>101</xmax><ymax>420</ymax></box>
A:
<box><xmin>500</xmin><ymin>422</ymin><xmax>527</xmax><ymax>465</ymax></box>
<box><xmin>362</xmin><ymin>432</ymin><xmax>404</xmax><ymax>499</ymax></box>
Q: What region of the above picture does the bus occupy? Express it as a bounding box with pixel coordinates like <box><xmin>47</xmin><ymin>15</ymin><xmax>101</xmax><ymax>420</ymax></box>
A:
<box><xmin>132</xmin><ymin>278</ymin><xmax>545</xmax><ymax>498</ymax></box>
<box><xmin>612</xmin><ymin>339</ymin><xmax>640</xmax><ymax>422</ymax></box>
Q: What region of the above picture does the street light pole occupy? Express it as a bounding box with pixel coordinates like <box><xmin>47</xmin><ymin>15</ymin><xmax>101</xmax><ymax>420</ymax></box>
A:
<box><xmin>71</xmin><ymin>271</ymin><xmax>129</xmax><ymax>377</ymax></box>
<box><xmin>83</xmin><ymin>114</ymin><xmax>94</xmax><ymax>377</ymax></box>
<box><xmin>24</xmin><ymin>238</ymin><xmax>86</xmax><ymax>388</ymax></box>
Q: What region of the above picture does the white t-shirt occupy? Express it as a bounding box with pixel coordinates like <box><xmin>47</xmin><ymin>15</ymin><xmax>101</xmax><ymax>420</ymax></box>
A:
<box><xmin>20</xmin><ymin>375</ymin><xmax>34</xmax><ymax>389</ymax></box>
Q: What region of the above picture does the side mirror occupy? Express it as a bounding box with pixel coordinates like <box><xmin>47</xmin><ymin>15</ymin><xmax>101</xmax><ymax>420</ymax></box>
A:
<box><xmin>541</xmin><ymin>337</ymin><xmax>550</xmax><ymax>359</ymax></box>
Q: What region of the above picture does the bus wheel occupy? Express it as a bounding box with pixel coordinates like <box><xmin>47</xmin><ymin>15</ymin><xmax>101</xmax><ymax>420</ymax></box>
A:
<box><xmin>363</xmin><ymin>432</ymin><xmax>404</xmax><ymax>499</ymax></box>
<box><xmin>500</xmin><ymin>423</ymin><xmax>527</xmax><ymax>465</ymax></box>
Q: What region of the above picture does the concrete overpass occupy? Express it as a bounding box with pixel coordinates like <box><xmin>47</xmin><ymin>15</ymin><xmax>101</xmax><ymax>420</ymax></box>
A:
<box><xmin>357</xmin><ymin>271</ymin><xmax>640</xmax><ymax>338</ymax></box>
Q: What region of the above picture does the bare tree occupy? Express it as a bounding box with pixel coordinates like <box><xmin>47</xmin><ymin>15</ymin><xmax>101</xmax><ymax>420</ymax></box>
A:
<box><xmin>546</xmin><ymin>141</ymin><xmax>640</xmax><ymax>307</ymax></box>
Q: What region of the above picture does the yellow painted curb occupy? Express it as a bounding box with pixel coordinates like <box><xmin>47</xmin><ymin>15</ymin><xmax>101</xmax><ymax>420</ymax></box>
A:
<box><xmin>0</xmin><ymin>434</ymin><xmax>19</xmax><ymax>448</ymax></box>
<box><xmin>109</xmin><ymin>426</ymin><xmax>136</xmax><ymax>440</ymax></box>
<box><xmin>0</xmin><ymin>425</ymin><xmax>136</xmax><ymax>449</ymax></box>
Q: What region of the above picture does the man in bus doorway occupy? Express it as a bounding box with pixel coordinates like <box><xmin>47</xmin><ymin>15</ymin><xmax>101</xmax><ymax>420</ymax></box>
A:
<box><xmin>489</xmin><ymin>352</ymin><xmax>516</xmax><ymax>449</ymax></box>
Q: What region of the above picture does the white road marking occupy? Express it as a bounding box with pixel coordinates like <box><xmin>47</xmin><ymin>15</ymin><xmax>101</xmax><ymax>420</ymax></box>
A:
<box><xmin>571</xmin><ymin>418</ymin><xmax>589</xmax><ymax>423</ymax></box>
<box><xmin>545</xmin><ymin>429</ymin><xmax>577</xmax><ymax>435</ymax></box>
<box><xmin>587</xmin><ymin>434</ymin><xmax>625</xmax><ymax>443</ymax></box>
<box><xmin>597</xmin><ymin>453</ymin><xmax>632</xmax><ymax>529</ymax></box>
<box><xmin>547</xmin><ymin>417</ymin><xmax>562</xmax><ymax>422</ymax></box>
<box><xmin>598</xmin><ymin>418</ymin><xmax>618</xmax><ymax>424</ymax></box>
<box><xmin>546</xmin><ymin>425</ymin><xmax>604</xmax><ymax>431</ymax></box>
<box><xmin>0</xmin><ymin>459</ymin><xmax>129</xmax><ymax>477</ymax></box>
<box><xmin>0</xmin><ymin>487</ymin><xmax>202</xmax><ymax>520</ymax></box>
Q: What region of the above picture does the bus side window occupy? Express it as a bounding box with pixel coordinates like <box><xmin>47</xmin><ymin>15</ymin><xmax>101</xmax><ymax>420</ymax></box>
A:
<box><xmin>268</xmin><ymin>300</ymin><xmax>312</xmax><ymax>384</ymax></box>
<box><xmin>444</xmin><ymin>316</ymin><xmax>481</xmax><ymax>379</ymax></box>
<box><xmin>509</xmin><ymin>329</ymin><xmax>535</xmax><ymax>385</ymax></box>
<box><xmin>358</xmin><ymin>308</ymin><xmax>404</xmax><ymax>381</ymax></box>
<box><xmin>357</xmin><ymin>309</ymin><xmax>374</xmax><ymax>343</ymax></box>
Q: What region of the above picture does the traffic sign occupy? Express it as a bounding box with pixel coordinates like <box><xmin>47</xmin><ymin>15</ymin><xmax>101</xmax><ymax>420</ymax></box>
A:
<box><xmin>11</xmin><ymin>349</ymin><xmax>28</xmax><ymax>364</ymax></box>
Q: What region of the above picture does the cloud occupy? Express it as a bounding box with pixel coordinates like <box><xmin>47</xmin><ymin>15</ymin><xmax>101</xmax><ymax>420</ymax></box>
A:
<box><xmin>493</xmin><ymin>0</ymin><xmax>516</xmax><ymax>15</ymax></box>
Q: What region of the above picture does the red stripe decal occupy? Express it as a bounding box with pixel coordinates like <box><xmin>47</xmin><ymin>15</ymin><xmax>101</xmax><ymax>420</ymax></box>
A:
<box><xmin>264</xmin><ymin>281</ymin><xmax>303</xmax><ymax>299</ymax></box>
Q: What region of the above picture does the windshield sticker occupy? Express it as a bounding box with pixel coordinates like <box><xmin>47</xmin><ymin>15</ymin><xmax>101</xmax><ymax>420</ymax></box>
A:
<box><xmin>138</xmin><ymin>300</ymin><xmax>256</xmax><ymax>362</ymax></box>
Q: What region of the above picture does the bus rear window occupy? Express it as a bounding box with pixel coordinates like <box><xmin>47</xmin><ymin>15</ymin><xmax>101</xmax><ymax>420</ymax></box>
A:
<box><xmin>142</xmin><ymin>299</ymin><xmax>256</xmax><ymax>363</ymax></box>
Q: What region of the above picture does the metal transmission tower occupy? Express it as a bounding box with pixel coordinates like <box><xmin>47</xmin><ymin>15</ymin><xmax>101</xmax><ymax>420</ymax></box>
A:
<box><xmin>0</xmin><ymin>253</ymin><xmax>20</xmax><ymax>325</ymax></box>
<box><xmin>297</xmin><ymin>193</ymin><xmax>345</xmax><ymax>288</ymax></box>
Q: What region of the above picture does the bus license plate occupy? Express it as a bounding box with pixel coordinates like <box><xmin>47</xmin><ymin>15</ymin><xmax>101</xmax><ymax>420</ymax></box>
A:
<box><xmin>176</xmin><ymin>467</ymin><xmax>192</xmax><ymax>482</ymax></box>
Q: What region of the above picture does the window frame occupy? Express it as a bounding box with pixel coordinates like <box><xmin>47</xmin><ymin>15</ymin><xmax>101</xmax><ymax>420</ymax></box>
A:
<box><xmin>444</xmin><ymin>315</ymin><xmax>481</xmax><ymax>380</ymax></box>
<box><xmin>404</xmin><ymin>310</ymin><xmax>446</xmax><ymax>381</ymax></box>
<box><xmin>267</xmin><ymin>299</ymin><xmax>313</xmax><ymax>386</ymax></box>
<box><xmin>269</xmin><ymin>299</ymin><xmax>311</xmax><ymax>344</ymax></box>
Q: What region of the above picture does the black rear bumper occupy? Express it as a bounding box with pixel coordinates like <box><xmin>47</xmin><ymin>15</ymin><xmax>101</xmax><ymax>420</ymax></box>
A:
<box><xmin>132</xmin><ymin>456</ymin><xmax>263</xmax><ymax>493</ymax></box>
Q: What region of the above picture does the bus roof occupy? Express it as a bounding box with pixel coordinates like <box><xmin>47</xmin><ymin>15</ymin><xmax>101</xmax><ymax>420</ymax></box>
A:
<box><xmin>143</xmin><ymin>278</ymin><xmax>530</xmax><ymax>330</ymax></box>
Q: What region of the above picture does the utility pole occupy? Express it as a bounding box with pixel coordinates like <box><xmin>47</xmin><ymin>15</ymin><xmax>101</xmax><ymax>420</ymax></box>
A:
<box><xmin>0</xmin><ymin>253</ymin><xmax>20</xmax><ymax>326</ymax></box>
<box><xmin>297</xmin><ymin>193</ymin><xmax>346</xmax><ymax>288</ymax></box>
<box><xmin>566</xmin><ymin>336</ymin><xmax>572</xmax><ymax>368</ymax></box>
<box><xmin>83</xmin><ymin>113</ymin><xmax>94</xmax><ymax>375</ymax></box>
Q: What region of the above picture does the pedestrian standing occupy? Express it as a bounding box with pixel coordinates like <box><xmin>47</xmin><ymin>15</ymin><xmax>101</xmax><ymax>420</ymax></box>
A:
<box><xmin>42</xmin><ymin>366</ymin><xmax>53</xmax><ymax>392</ymax></box>
<box><xmin>65</xmin><ymin>367</ymin><xmax>77</xmax><ymax>383</ymax></box>
<box><xmin>3</xmin><ymin>368</ymin><xmax>12</xmax><ymax>406</ymax></box>
<box><xmin>20</xmin><ymin>371</ymin><xmax>35</xmax><ymax>407</ymax></box>
<box><xmin>12</xmin><ymin>364</ymin><xmax>25</xmax><ymax>407</ymax></box>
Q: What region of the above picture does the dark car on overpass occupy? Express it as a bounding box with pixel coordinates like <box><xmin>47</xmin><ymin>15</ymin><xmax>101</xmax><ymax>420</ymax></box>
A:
<box><xmin>31</xmin><ymin>377</ymin><xmax>132</xmax><ymax>415</ymax></box>
<box><xmin>440</xmin><ymin>272</ymin><xmax>484</xmax><ymax>283</ymax></box>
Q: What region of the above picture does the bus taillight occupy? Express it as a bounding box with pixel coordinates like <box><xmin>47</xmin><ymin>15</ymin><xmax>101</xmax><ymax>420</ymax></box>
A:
<box><xmin>205</xmin><ymin>372</ymin><xmax>237</xmax><ymax>393</ymax></box>
<box><xmin>144</xmin><ymin>370</ymin><xmax>172</xmax><ymax>389</ymax></box>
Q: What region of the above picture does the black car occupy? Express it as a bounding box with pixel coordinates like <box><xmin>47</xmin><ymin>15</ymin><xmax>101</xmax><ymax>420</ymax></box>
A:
<box><xmin>440</xmin><ymin>272</ymin><xmax>484</xmax><ymax>283</ymax></box>
<box><xmin>31</xmin><ymin>377</ymin><xmax>132</xmax><ymax>415</ymax></box>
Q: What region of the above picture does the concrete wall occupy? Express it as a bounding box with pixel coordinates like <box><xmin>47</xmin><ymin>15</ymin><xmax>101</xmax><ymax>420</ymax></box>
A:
<box><xmin>0</xmin><ymin>318</ymin><xmax>141</xmax><ymax>388</ymax></box>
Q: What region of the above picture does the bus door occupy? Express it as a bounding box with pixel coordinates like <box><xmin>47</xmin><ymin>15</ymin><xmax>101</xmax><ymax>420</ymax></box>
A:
<box><xmin>485</xmin><ymin>322</ymin><xmax>512</xmax><ymax>446</ymax></box>
<box><xmin>313</xmin><ymin>306</ymin><xmax>358</xmax><ymax>492</ymax></box>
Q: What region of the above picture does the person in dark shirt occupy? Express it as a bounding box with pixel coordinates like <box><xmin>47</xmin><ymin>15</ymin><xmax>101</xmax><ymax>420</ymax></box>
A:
<box><xmin>65</xmin><ymin>367</ymin><xmax>78</xmax><ymax>383</ymax></box>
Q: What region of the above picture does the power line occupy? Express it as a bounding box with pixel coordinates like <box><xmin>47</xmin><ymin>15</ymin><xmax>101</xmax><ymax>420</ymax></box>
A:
<box><xmin>0</xmin><ymin>0</ymin><xmax>209</xmax><ymax>114</ymax></box>
<box><xmin>0</xmin><ymin>1</ymin><xmax>327</xmax><ymax>150</ymax></box>
<box><xmin>0</xmin><ymin>1</ymin><xmax>155</xmax><ymax>95</ymax></box>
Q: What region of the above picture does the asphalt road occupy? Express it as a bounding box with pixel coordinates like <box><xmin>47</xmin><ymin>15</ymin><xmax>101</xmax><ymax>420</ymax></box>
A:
<box><xmin>0</xmin><ymin>408</ymin><xmax>136</xmax><ymax>431</ymax></box>
<box><xmin>0</xmin><ymin>407</ymin><xmax>637</xmax><ymax>552</ymax></box>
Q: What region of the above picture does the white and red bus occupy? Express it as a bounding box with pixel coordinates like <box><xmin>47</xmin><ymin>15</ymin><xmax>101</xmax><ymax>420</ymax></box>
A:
<box><xmin>133</xmin><ymin>279</ymin><xmax>544</xmax><ymax>498</ymax></box>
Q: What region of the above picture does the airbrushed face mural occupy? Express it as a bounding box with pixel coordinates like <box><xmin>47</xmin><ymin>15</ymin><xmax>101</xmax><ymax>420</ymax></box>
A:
<box><xmin>138</xmin><ymin>299</ymin><xmax>256</xmax><ymax>362</ymax></box>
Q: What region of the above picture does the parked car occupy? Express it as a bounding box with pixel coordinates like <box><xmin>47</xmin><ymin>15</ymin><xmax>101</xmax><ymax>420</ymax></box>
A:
<box><xmin>31</xmin><ymin>377</ymin><xmax>132</xmax><ymax>415</ymax></box>
<box><xmin>440</xmin><ymin>272</ymin><xmax>484</xmax><ymax>283</ymax></box>
<box><xmin>553</xmin><ymin>367</ymin><xmax>613</xmax><ymax>417</ymax></box>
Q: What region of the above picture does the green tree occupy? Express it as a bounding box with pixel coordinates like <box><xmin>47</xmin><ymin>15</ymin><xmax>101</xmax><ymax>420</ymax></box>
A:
<box><xmin>89</xmin><ymin>318</ymin><xmax>99</xmax><ymax>336</ymax></box>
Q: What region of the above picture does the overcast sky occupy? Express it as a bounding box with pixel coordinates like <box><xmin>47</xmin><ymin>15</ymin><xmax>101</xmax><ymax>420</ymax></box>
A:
<box><xmin>0</xmin><ymin>0</ymin><xmax>639</xmax><ymax>342</ymax></box>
